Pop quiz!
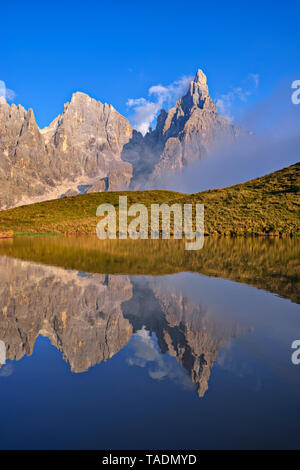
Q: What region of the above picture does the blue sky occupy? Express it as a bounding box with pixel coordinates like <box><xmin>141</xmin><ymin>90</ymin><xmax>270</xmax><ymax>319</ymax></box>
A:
<box><xmin>1</xmin><ymin>0</ymin><xmax>299</xmax><ymax>130</ymax></box>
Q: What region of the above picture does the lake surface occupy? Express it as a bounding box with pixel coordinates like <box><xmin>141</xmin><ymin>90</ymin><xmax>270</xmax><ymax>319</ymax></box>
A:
<box><xmin>0</xmin><ymin>236</ymin><xmax>299</xmax><ymax>449</ymax></box>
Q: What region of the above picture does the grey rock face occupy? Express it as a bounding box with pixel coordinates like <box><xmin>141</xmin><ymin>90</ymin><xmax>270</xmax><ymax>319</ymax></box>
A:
<box><xmin>0</xmin><ymin>99</ymin><xmax>51</xmax><ymax>210</ymax></box>
<box><xmin>86</xmin><ymin>179</ymin><xmax>107</xmax><ymax>193</ymax></box>
<box><xmin>0</xmin><ymin>69</ymin><xmax>245</xmax><ymax>209</ymax></box>
<box><xmin>64</xmin><ymin>189</ymin><xmax>80</xmax><ymax>197</ymax></box>
<box><xmin>0</xmin><ymin>93</ymin><xmax>134</xmax><ymax>210</ymax></box>
<box><xmin>41</xmin><ymin>92</ymin><xmax>133</xmax><ymax>179</ymax></box>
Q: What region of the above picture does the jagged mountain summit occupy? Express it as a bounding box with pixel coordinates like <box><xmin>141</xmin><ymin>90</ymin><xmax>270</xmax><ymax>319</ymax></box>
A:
<box><xmin>0</xmin><ymin>69</ymin><xmax>243</xmax><ymax>210</ymax></box>
<box><xmin>123</xmin><ymin>69</ymin><xmax>243</xmax><ymax>187</ymax></box>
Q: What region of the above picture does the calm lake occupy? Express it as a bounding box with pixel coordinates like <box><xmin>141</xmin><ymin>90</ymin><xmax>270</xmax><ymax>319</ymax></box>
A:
<box><xmin>0</xmin><ymin>236</ymin><xmax>299</xmax><ymax>449</ymax></box>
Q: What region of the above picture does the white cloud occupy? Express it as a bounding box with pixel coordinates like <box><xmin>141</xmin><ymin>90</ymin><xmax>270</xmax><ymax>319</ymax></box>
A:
<box><xmin>0</xmin><ymin>80</ymin><xmax>16</xmax><ymax>102</ymax></box>
<box><xmin>127</xmin><ymin>75</ymin><xmax>192</xmax><ymax>135</ymax></box>
<box><xmin>0</xmin><ymin>80</ymin><xmax>5</xmax><ymax>97</ymax></box>
<box><xmin>6</xmin><ymin>88</ymin><xmax>16</xmax><ymax>101</ymax></box>
<box><xmin>216</xmin><ymin>74</ymin><xmax>259</xmax><ymax>122</ymax></box>
<box><xmin>0</xmin><ymin>364</ymin><xmax>13</xmax><ymax>377</ymax></box>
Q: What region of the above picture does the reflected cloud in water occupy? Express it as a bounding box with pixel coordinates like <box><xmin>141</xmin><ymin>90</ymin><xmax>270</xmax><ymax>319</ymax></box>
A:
<box><xmin>128</xmin><ymin>327</ymin><xmax>195</xmax><ymax>390</ymax></box>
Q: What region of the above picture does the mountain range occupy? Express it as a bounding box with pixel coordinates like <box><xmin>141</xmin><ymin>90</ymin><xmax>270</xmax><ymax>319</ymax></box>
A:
<box><xmin>0</xmin><ymin>69</ymin><xmax>243</xmax><ymax>210</ymax></box>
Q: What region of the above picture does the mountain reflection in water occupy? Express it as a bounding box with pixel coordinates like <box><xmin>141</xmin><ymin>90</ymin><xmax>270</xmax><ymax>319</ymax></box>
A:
<box><xmin>0</xmin><ymin>236</ymin><xmax>299</xmax><ymax>449</ymax></box>
<box><xmin>0</xmin><ymin>255</ymin><xmax>244</xmax><ymax>397</ymax></box>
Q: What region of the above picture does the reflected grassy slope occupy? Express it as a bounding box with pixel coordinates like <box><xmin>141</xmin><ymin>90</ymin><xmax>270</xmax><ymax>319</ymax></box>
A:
<box><xmin>0</xmin><ymin>236</ymin><xmax>299</xmax><ymax>303</ymax></box>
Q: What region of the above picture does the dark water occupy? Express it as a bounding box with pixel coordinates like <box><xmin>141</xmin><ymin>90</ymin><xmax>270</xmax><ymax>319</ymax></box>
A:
<box><xmin>0</xmin><ymin>236</ymin><xmax>299</xmax><ymax>449</ymax></box>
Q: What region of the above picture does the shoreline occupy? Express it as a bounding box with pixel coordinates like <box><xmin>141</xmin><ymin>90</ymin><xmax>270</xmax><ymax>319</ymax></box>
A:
<box><xmin>0</xmin><ymin>231</ymin><xmax>297</xmax><ymax>239</ymax></box>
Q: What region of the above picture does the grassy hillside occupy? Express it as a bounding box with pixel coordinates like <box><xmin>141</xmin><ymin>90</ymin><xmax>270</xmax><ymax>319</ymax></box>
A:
<box><xmin>0</xmin><ymin>162</ymin><xmax>299</xmax><ymax>236</ymax></box>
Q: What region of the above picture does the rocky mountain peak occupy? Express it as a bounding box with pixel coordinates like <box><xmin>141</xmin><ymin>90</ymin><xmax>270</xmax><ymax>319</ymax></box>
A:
<box><xmin>130</xmin><ymin>69</ymin><xmax>243</xmax><ymax>186</ymax></box>
<box><xmin>71</xmin><ymin>90</ymin><xmax>90</xmax><ymax>100</ymax></box>
<box><xmin>181</xmin><ymin>68</ymin><xmax>212</xmax><ymax>112</ymax></box>
<box><xmin>194</xmin><ymin>68</ymin><xmax>207</xmax><ymax>86</ymax></box>
<box><xmin>62</xmin><ymin>91</ymin><xmax>98</xmax><ymax>115</ymax></box>
<box><xmin>69</xmin><ymin>91</ymin><xmax>95</xmax><ymax>106</ymax></box>
<box><xmin>24</xmin><ymin>108</ymin><xmax>37</xmax><ymax>126</ymax></box>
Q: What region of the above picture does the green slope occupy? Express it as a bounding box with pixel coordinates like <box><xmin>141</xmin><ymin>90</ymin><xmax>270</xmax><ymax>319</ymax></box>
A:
<box><xmin>0</xmin><ymin>162</ymin><xmax>299</xmax><ymax>236</ymax></box>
